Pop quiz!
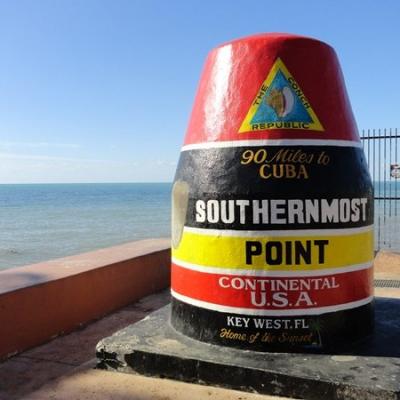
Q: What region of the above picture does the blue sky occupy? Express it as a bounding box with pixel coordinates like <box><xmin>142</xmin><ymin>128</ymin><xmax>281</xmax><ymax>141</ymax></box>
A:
<box><xmin>0</xmin><ymin>0</ymin><xmax>399</xmax><ymax>183</ymax></box>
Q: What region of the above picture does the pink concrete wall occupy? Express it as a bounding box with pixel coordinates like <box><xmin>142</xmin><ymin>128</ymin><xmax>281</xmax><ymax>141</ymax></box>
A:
<box><xmin>0</xmin><ymin>239</ymin><xmax>170</xmax><ymax>360</ymax></box>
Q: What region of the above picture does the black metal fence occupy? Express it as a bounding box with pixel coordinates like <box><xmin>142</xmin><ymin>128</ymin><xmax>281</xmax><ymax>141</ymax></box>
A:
<box><xmin>361</xmin><ymin>128</ymin><xmax>400</xmax><ymax>251</ymax></box>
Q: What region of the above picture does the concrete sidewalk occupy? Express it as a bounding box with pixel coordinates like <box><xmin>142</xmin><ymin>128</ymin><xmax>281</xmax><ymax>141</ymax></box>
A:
<box><xmin>1</xmin><ymin>289</ymin><xmax>290</xmax><ymax>400</ymax></box>
<box><xmin>0</xmin><ymin>291</ymin><xmax>170</xmax><ymax>400</ymax></box>
<box><xmin>27</xmin><ymin>363</ymin><xmax>291</xmax><ymax>400</ymax></box>
<box><xmin>1</xmin><ymin>250</ymin><xmax>399</xmax><ymax>400</ymax></box>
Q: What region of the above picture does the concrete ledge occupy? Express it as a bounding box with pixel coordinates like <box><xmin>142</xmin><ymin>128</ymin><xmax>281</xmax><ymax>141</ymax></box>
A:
<box><xmin>0</xmin><ymin>238</ymin><xmax>171</xmax><ymax>360</ymax></box>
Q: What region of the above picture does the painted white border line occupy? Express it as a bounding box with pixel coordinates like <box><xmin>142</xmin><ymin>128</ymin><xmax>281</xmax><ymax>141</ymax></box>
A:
<box><xmin>171</xmin><ymin>289</ymin><xmax>373</xmax><ymax>316</ymax></box>
<box><xmin>181</xmin><ymin>139</ymin><xmax>362</xmax><ymax>151</ymax></box>
<box><xmin>172</xmin><ymin>257</ymin><xmax>373</xmax><ymax>277</ymax></box>
<box><xmin>183</xmin><ymin>225</ymin><xmax>373</xmax><ymax>238</ymax></box>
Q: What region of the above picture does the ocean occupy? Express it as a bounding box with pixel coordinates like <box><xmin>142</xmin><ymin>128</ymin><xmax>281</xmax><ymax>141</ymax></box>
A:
<box><xmin>0</xmin><ymin>182</ymin><xmax>399</xmax><ymax>271</ymax></box>
<box><xmin>0</xmin><ymin>183</ymin><xmax>171</xmax><ymax>270</ymax></box>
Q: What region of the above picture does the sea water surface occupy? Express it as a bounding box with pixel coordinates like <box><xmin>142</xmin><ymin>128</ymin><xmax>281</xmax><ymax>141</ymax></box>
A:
<box><xmin>1</xmin><ymin>182</ymin><xmax>399</xmax><ymax>271</ymax></box>
<box><xmin>0</xmin><ymin>183</ymin><xmax>171</xmax><ymax>270</ymax></box>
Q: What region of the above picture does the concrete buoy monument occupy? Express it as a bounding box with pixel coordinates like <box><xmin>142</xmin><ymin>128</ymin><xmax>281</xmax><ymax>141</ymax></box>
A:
<box><xmin>98</xmin><ymin>34</ymin><xmax>400</xmax><ymax>398</ymax></box>
<box><xmin>171</xmin><ymin>33</ymin><xmax>374</xmax><ymax>351</ymax></box>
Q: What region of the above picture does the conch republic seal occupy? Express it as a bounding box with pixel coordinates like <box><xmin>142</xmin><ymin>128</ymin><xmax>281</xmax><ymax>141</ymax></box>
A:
<box><xmin>171</xmin><ymin>33</ymin><xmax>374</xmax><ymax>351</ymax></box>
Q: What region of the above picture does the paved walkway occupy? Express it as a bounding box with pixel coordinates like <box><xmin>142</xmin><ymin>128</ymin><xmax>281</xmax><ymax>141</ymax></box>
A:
<box><xmin>0</xmin><ymin>291</ymin><xmax>170</xmax><ymax>399</ymax></box>
<box><xmin>1</xmin><ymin>250</ymin><xmax>399</xmax><ymax>400</ymax></box>
<box><xmin>27</xmin><ymin>364</ymin><xmax>290</xmax><ymax>400</ymax></box>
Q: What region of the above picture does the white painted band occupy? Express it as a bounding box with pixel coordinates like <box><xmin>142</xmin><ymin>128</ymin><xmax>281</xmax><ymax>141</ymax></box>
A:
<box><xmin>171</xmin><ymin>289</ymin><xmax>374</xmax><ymax>316</ymax></box>
<box><xmin>171</xmin><ymin>257</ymin><xmax>373</xmax><ymax>277</ymax></box>
<box><xmin>181</xmin><ymin>139</ymin><xmax>363</xmax><ymax>152</ymax></box>
<box><xmin>183</xmin><ymin>225</ymin><xmax>374</xmax><ymax>238</ymax></box>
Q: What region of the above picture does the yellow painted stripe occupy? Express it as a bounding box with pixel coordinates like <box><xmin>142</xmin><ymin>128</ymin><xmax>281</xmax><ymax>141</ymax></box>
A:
<box><xmin>172</xmin><ymin>230</ymin><xmax>374</xmax><ymax>271</ymax></box>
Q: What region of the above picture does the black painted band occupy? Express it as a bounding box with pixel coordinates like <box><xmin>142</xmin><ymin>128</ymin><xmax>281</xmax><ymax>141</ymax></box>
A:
<box><xmin>174</xmin><ymin>146</ymin><xmax>372</xmax><ymax>197</ymax></box>
<box><xmin>184</xmin><ymin>196</ymin><xmax>373</xmax><ymax>230</ymax></box>
<box><xmin>170</xmin><ymin>297</ymin><xmax>374</xmax><ymax>352</ymax></box>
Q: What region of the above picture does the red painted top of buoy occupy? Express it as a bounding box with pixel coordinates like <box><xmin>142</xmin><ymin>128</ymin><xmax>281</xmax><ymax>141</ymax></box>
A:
<box><xmin>183</xmin><ymin>33</ymin><xmax>358</xmax><ymax>145</ymax></box>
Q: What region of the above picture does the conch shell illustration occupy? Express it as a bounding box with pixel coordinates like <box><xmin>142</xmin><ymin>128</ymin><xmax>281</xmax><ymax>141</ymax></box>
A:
<box><xmin>267</xmin><ymin>86</ymin><xmax>294</xmax><ymax>117</ymax></box>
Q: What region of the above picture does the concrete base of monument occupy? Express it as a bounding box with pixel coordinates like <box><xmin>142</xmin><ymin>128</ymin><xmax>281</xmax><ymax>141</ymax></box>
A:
<box><xmin>96</xmin><ymin>298</ymin><xmax>400</xmax><ymax>400</ymax></box>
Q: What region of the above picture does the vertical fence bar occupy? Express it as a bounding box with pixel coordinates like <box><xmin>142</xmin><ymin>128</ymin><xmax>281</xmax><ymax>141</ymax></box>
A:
<box><xmin>383</xmin><ymin>128</ymin><xmax>386</xmax><ymax>246</ymax></box>
<box><xmin>389</xmin><ymin>128</ymin><xmax>392</xmax><ymax>219</ymax></box>
<box><xmin>377</xmin><ymin>128</ymin><xmax>382</xmax><ymax>249</ymax></box>
<box><xmin>371</xmin><ymin>128</ymin><xmax>377</xmax><ymax>251</ymax></box>
<box><xmin>396</xmin><ymin>127</ymin><xmax>399</xmax><ymax>232</ymax></box>
<box><xmin>392</xmin><ymin>128</ymin><xmax>400</xmax><ymax>250</ymax></box>
<box><xmin>396</xmin><ymin>127</ymin><xmax>399</xmax><ymax>203</ymax></box>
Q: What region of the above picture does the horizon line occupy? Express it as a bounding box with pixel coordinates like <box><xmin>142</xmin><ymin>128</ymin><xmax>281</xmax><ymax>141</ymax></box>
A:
<box><xmin>0</xmin><ymin>181</ymin><xmax>173</xmax><ymax>185</ymax></box>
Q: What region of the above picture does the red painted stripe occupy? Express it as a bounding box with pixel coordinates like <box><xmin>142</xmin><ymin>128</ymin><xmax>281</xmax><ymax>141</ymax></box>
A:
<box><xmin>171</xmin><ymin>263</ymin><xmax>373</xmax><ymax>311</ymax></box>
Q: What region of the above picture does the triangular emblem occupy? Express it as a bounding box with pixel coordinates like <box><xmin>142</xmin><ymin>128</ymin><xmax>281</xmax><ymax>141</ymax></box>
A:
<box><xmin>239</xmin><ymin>58</ymin><xmax>324</xmax><ymax>133</ymax></box>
